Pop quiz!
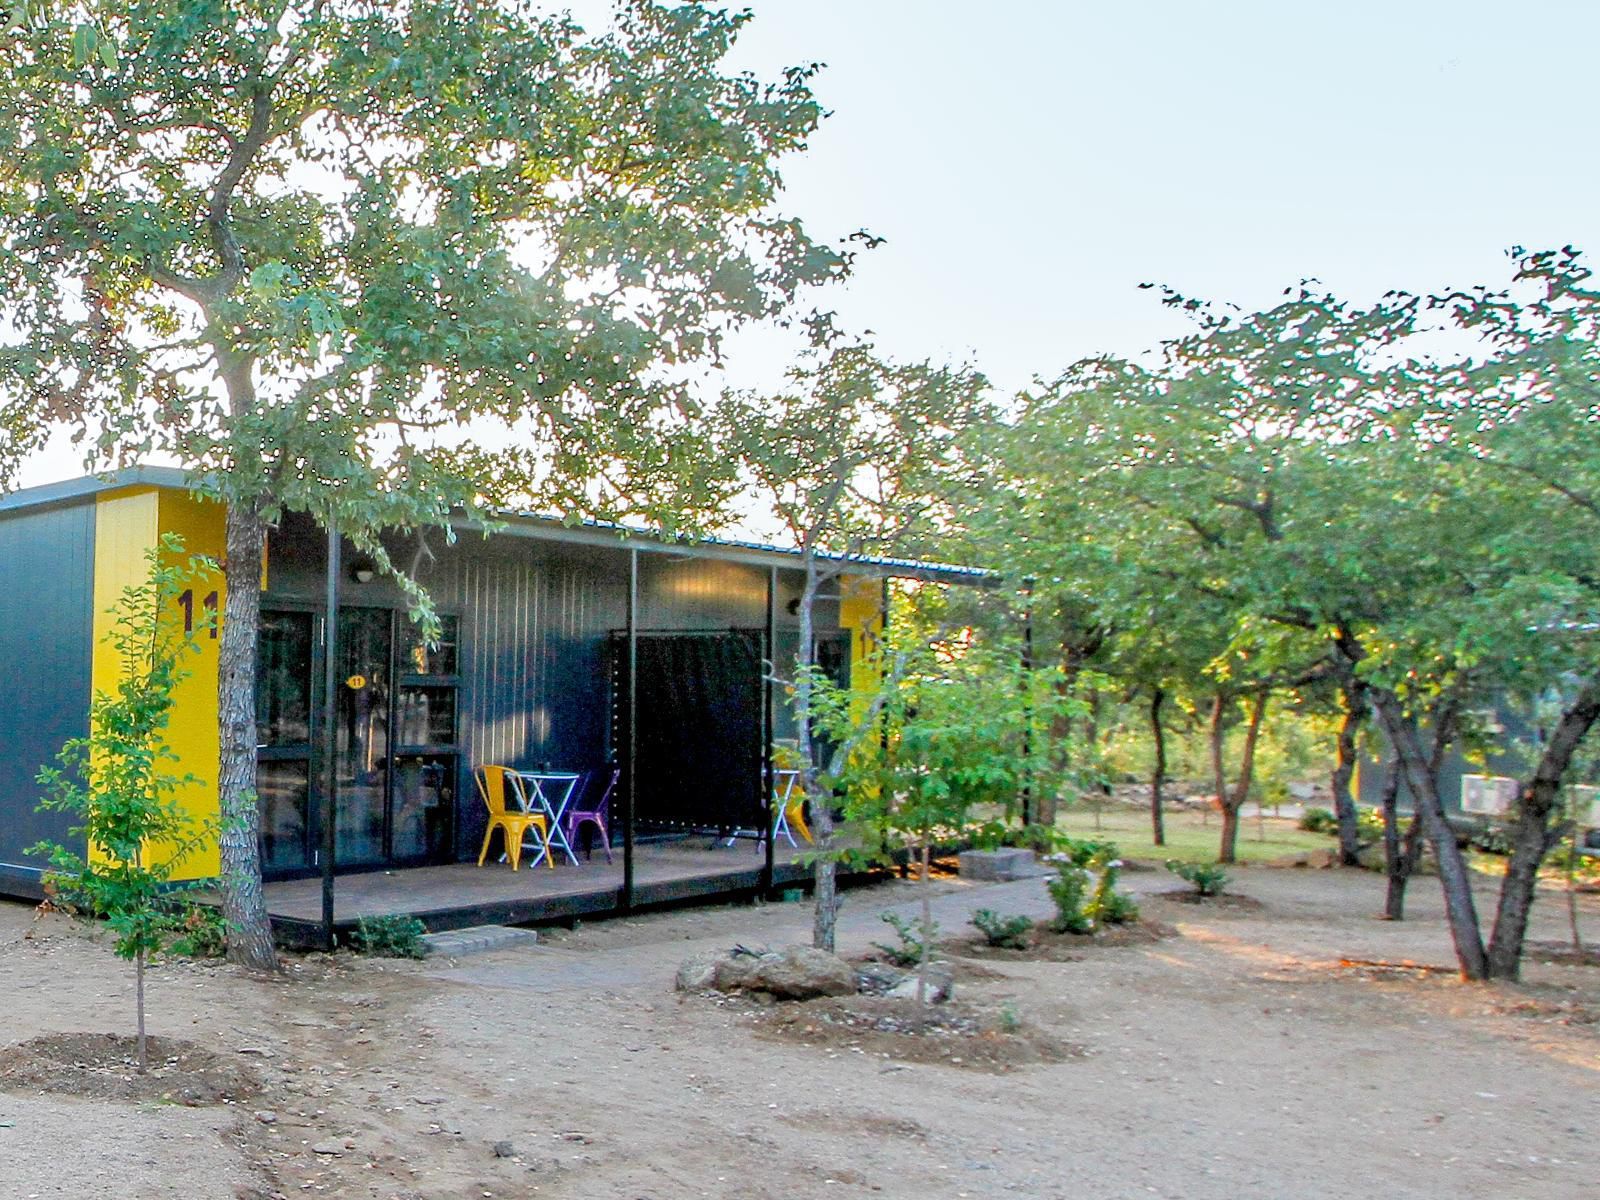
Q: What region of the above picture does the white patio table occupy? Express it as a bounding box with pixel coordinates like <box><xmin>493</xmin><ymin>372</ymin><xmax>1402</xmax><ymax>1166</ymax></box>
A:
<box><xmin>512</xmin><ymin>770</ymin><xmax>583</xmax><ymax>867</ymax></box>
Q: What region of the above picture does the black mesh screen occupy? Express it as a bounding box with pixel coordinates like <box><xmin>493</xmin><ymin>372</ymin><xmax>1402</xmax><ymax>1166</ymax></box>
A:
<box><xmin>611</xmin><ymin>631</ymin><xmax>765</xmax><ymax>830</ymax></box>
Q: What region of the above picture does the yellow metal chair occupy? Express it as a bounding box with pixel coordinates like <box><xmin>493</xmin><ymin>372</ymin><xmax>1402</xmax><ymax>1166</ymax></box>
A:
<box><xmin>475</xmin><ymin>765</ymin><xmax>551</xmax><ymax>871</ymax></box>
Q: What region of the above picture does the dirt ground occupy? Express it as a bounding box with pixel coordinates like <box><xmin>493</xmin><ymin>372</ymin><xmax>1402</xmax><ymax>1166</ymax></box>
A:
<box><xmin>2</xmin><ymin>861</ymin><xmax>1597</xmax><ymax>1200</ymax></box>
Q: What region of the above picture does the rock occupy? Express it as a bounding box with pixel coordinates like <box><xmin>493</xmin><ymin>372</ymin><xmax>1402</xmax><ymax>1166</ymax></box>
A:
<box><xmin>311</xmin><ymin>1141</ymin><xmax>344</xmax><ymax>1156</ymax></box>
<box><xmin>676</xmin><ymin>945</ymin><xmax>856</xmax><ymax>1000</ymax></box>
<box><xmin>887</xmin><ymin>961</ymin><xmax>954</xmax><ymax>1004</ymax></box>
<box><xmin>855</xmin><ymin>962</ymin><xmax>908</xmax><ymax>996</ymax></box>
<box><xmin>674</xmin><ymin>951</ymin><xmax>723</xmax><ymax>992</ymax></box>
<box><xmin>253</xmin><ymin>1110</ymin><xmax>278</xmax><ymax>1125</ymax></box>
<box><xmin>957</xmin><ymin>848</ymin><xmax>1036</xmax><ymax>881</ymax></box>
<box><xmin>492</xmin><ymin>1140</ymin><xmax>516</xmax><ymax>1158</ymax></box>
<box><xmin>742</xmin><ymin>946</ymin><xmax>857</xmax><ymax>999</ymax></box>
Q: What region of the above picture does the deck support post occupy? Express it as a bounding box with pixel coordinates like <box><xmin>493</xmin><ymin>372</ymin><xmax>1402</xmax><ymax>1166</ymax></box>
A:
<box><xmin>762</xmin><ymin>566</ymin><xmax>776</xmax><ymax>897</ymax></box>
<box><xmin>319</xmin><ymin>525</ymin><xmax>341</xmax><ymax>950</ymax></box>
<box><xmin>622</xmin><ymin>547</ymin><xmax>637</xmax><ymax>912</ymax></box>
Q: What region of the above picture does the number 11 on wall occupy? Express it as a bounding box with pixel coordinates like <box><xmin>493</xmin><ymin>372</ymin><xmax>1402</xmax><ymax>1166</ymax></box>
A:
<box><xmin>177</xmin><ymin>589</ymin><xmax>220</xmax><ymax>638</ymax></box>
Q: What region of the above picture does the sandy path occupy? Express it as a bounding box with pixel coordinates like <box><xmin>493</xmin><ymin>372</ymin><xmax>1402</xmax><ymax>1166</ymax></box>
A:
<box><xmin>1</xmin><ymin>864</ymin><xmax>1595</xmax><ymax>1199</ymax></box>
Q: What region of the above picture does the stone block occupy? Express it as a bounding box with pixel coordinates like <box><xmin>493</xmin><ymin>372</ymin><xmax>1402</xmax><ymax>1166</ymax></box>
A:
<box><xmin>958</xmin><ymin>847</ymin><xmax>1036</xmax><ymax>881</ymax></box>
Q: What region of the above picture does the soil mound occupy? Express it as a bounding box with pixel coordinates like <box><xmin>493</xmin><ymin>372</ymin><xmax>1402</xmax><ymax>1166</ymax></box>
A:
<box><xmin>754</xmin><ymin>996</ymin><xmax>1080</xmax><ymax>1072</ymax></box>
<box><xmin>0</xmin><ymin>1032</ymin><xmax>263</xmax><ymax>1106</ymax></box>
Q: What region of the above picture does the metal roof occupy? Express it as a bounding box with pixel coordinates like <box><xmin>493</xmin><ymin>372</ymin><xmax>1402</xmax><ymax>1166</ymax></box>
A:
<box><xmin>0</xmin><ymin>467</ymin><xmax>992</xmax><ymax>586</ymax></box>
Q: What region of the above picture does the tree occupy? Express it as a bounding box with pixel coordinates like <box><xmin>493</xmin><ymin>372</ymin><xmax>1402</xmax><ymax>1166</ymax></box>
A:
<box><xmin>0</xmin><ymin>1</ymin><xmax>847</xmax><ymax>967</ymax></box>
<box><xmin>33</xmin><ymin>534</ymin><xmax>210</xmax><ymax>1073</ymax></box>
<box><xmin>716</xmin><ymin>342</ymin><xmax>991</xmax><ymax>951</ymax></box>
<box><xmin>984</xmin><ymin>263</ymin><xmax>1600</xmax><ymax>977</ymax></box>
<box><xmin>813</xmin><ymin>594</ymin><xmax>1074</xmax><ymax>999</ymax></box>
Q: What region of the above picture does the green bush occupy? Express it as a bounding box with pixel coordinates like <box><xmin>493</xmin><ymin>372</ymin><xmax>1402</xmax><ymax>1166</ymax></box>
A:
<box><xmin>1046</xmin><ymin>860</ymin><xmax>1093</xmax><ymax>933</ymax></box>
<box><xmin>1544</xmin><ymin>845</ymin><xmax>1600</xmax><ymax>882</ymax></box>
<box><xmin>1048</xmin><ymin>842</ymin><xmax>1138</xmax><ymax>933</ymax></box>
<box><xmin>1167</xmin><ymin>860</ymin><xmax>1230</xmax><ymax>897</ymax></box>
<box><xmin>874</xmin><ymin>911</ymin><xmax>938</xmax><ymax>966</ymax></box>
<box><xmin>169</xmin><ymin>903</ymin><xmax>228</xmax><ymax>958</ymax></box>
<box><xmin>1087</xmin><ymin>856</ymin><xmax>1140</xmax><ymax>926</ymax></box>
<box><xmin>1470</xmin><ymin>822</ymin><xmax>1513</xmax><ymax>855</ymax></box>
<box><xmin>1356</xmin><ymin>807</ymin><xmax>1386</xmax><ymax>842</ymax></box>
<box><xmin>352</xmin><ymin>915</ymin><xmax>429</xmax><ymax>959</ymax></box>
<box><xmin>970</xmin><ymin>908</ymin><xmax>1034</xmax><ymax>949</ymax></box>
<box><xmin>1058</xmin><ymin>836</ymin><xmax>1119</xmax><ymax>868</ymax></box>
<box><xmin>1298</xmin><ymin>807</ymin><xmax>1338</xmax><ymax>834</ymax></box>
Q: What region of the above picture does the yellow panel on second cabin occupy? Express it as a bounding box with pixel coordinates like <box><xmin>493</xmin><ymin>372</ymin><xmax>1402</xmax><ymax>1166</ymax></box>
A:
<box><xmin>91</xmin><ymin>487</ymin><xmax>225</xmax><ymax>881</ymax></box>
<box><xmin>838</xmin><ymin>574</ymin><xmax>884</xmax><ymax>718</ymax></box>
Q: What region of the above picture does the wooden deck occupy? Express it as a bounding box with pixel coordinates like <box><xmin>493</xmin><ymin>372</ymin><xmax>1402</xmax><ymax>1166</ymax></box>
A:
<box><xmin>262</xmin><ymin>838</ymin><xmax>826</xmax><ymax>948</ymax></box>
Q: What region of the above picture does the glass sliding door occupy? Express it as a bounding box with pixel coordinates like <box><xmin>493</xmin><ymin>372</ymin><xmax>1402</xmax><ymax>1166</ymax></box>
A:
<box><xmin>258</xmin><ymin>605</ymin><xmax>459</xmax><ymax>874</ymax></box>
<box><xmin>257</xmin><ymin>610</ymin><xmax>316</xmax><ymax>874</ymax></box>
<box><xmin>335</xmin><ymin>607</ymin><xmax>391</xmax><ymax>867</ymax></box>
<box><xmin>392</xmin><ymin>614</ymin><xmax>460</xmax><ymax>863</ymax></box>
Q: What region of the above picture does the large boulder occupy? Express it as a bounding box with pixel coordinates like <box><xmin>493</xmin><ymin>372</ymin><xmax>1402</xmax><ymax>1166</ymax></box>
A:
<box><xmin>675</xmin><ymin>945</ymin><xmax>856</xmax><ymax>1000</ymax></box>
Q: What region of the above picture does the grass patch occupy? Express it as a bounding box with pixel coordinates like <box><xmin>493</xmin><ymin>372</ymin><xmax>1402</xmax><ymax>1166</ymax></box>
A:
<box><xmin>1055</xmin><ymin>806</ymin><xmax>1334</xmax><ymax>865</ymax></box>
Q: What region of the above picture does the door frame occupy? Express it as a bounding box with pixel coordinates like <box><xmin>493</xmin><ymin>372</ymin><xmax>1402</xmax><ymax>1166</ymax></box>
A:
<box><xmin>257</xmin><ymin>602</ymin><xmax>461</xmax><ymax>880</ymax></box>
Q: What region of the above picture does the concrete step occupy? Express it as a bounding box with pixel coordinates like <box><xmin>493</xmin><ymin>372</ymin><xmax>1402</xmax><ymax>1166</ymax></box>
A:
<box><xmin>421</xmin><ymin>924</ymin><xmax>539</xmax><ymax>958</ymax></box>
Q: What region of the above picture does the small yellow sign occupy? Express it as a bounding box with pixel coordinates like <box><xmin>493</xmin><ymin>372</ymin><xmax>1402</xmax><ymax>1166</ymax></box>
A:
<box><xmin>345</xmin><ymin>674</ymin><xmax>367</xmax><ymax>691</ymax></box>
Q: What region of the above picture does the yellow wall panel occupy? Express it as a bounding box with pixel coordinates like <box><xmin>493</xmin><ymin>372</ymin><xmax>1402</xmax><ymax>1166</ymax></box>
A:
<box><xmin>91</xmin><ymin>488</ymin><xmax>224</xmax><ymax>881</ymax></box>
<box><xmin>838</xmin><ymin>574</ymin><xmax>884</xmax><ymax>718</ymax></box>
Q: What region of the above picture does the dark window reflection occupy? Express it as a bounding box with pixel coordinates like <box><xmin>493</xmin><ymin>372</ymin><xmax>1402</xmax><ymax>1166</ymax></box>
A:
<box><xmin>259</xmin><ymin>760</ymin><xmax>310</xmax><ymax>872</ymax></box>
<box><xmin>392</xmin><ymin>754</ymin><xmax>454</xmax><ymax>861</ymax></box>
<box><xmin>401</xmin><ymin>614</ymin><xmax>459</xmax><ymax>677</ymax></box>
<box><xmin>257</xmin><ymin>611</ymin><xmax>313</xmax><ymax>746</ymax></box>
<box><xmin>396</xmin><ymin>686</ymin><xmax>457</xmax><ymax>747</ymax></box>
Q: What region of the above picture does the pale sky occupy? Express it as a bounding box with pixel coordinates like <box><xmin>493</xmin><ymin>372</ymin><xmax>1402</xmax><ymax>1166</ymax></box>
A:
<box><xmin>19</xmin><ymin>0</ymin><xmax>1600</xmax><ymax>485</ymax></box>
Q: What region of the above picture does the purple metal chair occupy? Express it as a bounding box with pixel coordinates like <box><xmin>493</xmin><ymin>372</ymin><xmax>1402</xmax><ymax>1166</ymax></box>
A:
<box><xmin>563</xmin><ymin>767</ymin><xmax>617</xmax><ymax>863</ymax></box>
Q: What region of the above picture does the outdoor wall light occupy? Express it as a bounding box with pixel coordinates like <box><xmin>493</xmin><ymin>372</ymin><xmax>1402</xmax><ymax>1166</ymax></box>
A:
<box><xmin>351</xmin><ymin>564</ymin><xmax>376</xmax><ymax>584</ymax></box>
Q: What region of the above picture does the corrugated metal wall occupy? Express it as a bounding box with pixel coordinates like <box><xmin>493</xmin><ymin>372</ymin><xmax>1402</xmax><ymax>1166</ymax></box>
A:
<box><xmin>0</xmin><ymin>500</ymin><xmax>95</xmax><ymax>887</ymax></box>
<box><xmin>264</xmin><ymin>514</ymin><xmax>841</xmax><ymax>862</ymax></box>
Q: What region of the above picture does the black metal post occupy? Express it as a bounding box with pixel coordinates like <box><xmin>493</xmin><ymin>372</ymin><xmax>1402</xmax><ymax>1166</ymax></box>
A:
<box><xmin>622</xmin><ymin>547</ymin><xmax>637</xmax><ymax>912</ymax></box>
<box><xmin>320</xmin><ymin>525</ymin><xmax>341</xmax><ymax>951</ymax></box>
<box><xmin>761</xmin><ymin>565</ymin><xmax>776</xmax><ymax>897</ymax></box>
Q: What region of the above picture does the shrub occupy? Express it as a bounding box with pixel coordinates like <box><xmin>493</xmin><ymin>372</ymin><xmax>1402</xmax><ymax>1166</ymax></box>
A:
<box><xmin>1469</xmin><ymin>822</ymin><xmax>1513</xmax><ymax>855</ymax></box>
<box><xmin>971</xmin><ymin>908</ymin><xmax>1034</xmax><ymax>949</ymax></box>
<box><xmin>1087</xmin><ymin>856</ymin><xmax>1140</xmax><ymax>926</ymax></box>
<box><xmin>352</xmin><ymin>915</ymin><xmax>429</xmax><ymax>959</ymax></box>
<box><xmin>1059</xmin><ymin>836</ymin><xmax>1118</xmax><ymax>868</ymax></box>
<box><xmin>1048</xmin><ymin>842</ymin><xmax>1138</xmax><ymax>932</ymax></box>
<box><xmin>1167</xmin><ymin>860</ymin><xmax>1230</xmax><ymax>897</ymax></box>
<box><xmin>1298</xmin><ymin>807</ymin><xmax>1338</xmax><ymax>834</ymax></box>
<box><xmin>169</xmin><ymin>903</ymin><xmax>228</xmax><ymax>958</ymax></box>
<box><xmin>1355</xmin><ymin>807</ymin><xmax>1386</xmax><ymax>842</ymax></box>
<box><xmin>874</xmin><ymin>911</ymin><xmax>938</xmax><ymax>966</ymax></box>
<box><xmin>1046</xmin><ymin>860</ymin><xmax>1093</xmax><ymax>933</ymax></box>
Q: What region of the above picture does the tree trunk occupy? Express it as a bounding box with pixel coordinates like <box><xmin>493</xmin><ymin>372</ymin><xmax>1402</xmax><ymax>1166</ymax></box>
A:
<box><xmin>1379</xmin><ymin>757</ymin><xmax>1406</xmax><ymax>918</ymax></box>
<box><xmin>1331</xmin><ymin>681</ymin><xmax>1364</xmax><ymax>867</ymax></box>
<box><xmin>1215</xmin><ymin>690</ymin><xmax>1267</xmax><ymax>865</ymax></box>
<box><xmin>1485</xmin><ymin>674</ymin><xmax>1600</xmax><ymax>979</ymax></box>
<box><xmin>1567</xmin><ymin>815</ymin><xmax>1586</xmax><ymax>958</ymax></box>
<box><xmin>916</xmin><ymin>841</ymin><xmax>932</xmax><ymax>1009</ymax></box>
<box><xmin>1218</xmin><ymin>804</ymin><xmax>1241</xmax><ymax>866</ymax></box>
<box><xmin>1209</xmin><ymin>692</ymin><xmax>1233</xmax><ymax>861</ymax></box>
<box><xmin>218</xmin><ymin>501</ymin><xmax>278</xmax><ymax>971</ymax></box>
<box><xmin>794</xmin><ymin>566</ymin><xmax>838</xmax><ymax>952</ymax></box>
<box><xmin>1380</xmin><ymin>759</ymin><xmax>1424</xmax><ymax>921</ymax></box>
<box><xmin>135</xmin><ymin>947</ymin><xmax>147</xmax><ymax>1074</ymax></box>
<box><xmin>1149</xmin><ymin>687</ymin><xmax>1167</xmax><ymax>847</ymax></box>
<box><xmin>1371</xmin><ymin>692</ymin><xmax>1488</xmax><ymax>980</ymax></box>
